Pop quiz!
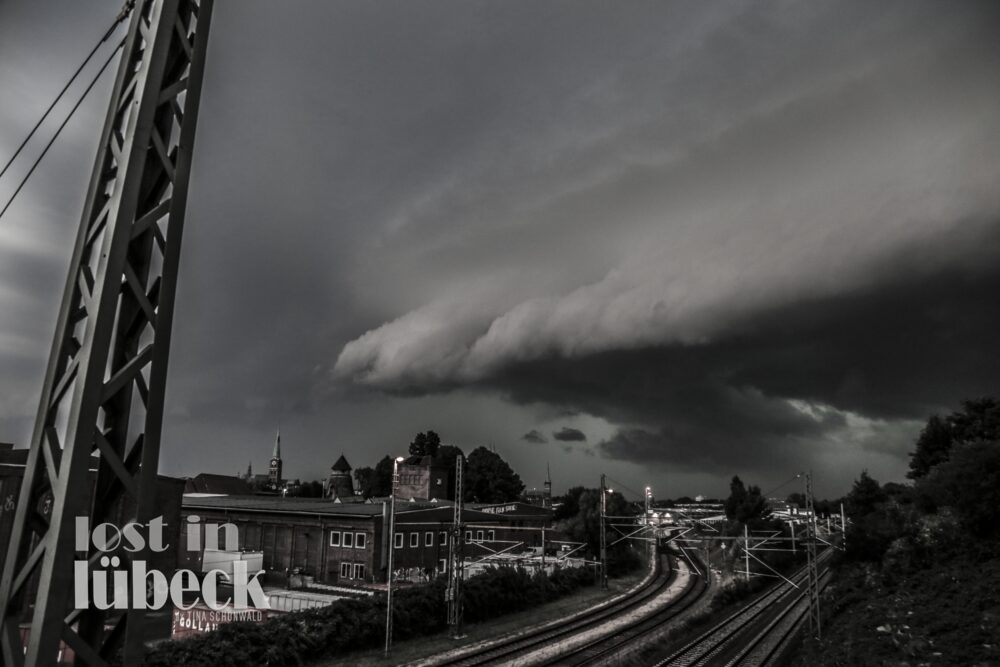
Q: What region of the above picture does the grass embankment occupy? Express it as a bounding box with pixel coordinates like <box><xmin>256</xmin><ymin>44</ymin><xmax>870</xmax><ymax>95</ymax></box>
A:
<box><xmin>313</xmin><ymin>569</ymin><xmax>646</xmax><ymax>667</ymax></box>
<box><xmin>791</xmin><ymin>551</ymin><xmax>1000</xmax><ymax>666</ymax></box>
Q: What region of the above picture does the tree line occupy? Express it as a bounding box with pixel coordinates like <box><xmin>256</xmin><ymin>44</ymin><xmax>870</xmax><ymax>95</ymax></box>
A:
<box><xmin>351</xmin><ymin>430</ymin><xmax>526</xmax><ymax>503</ymax></box>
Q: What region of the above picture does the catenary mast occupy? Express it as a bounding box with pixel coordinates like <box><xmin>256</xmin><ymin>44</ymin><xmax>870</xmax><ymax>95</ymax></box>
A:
<box><xmin>0</xmin><ymin>2</ymin><xmax>214</xmax><ymax>664</ymax></box>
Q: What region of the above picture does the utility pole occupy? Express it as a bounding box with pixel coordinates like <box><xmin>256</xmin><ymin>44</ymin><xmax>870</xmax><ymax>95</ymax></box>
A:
<box><xmin>790</xmin><ymin>521</ymin><xmax>796</xmax><ymax>553</ymax></box>
<box><xmin>804</xmin><ymin>470</ymin><xmax>822</xmax><ymax>639</ymax></box>
<box><xmin>744</xmin><ymin>523</ymin><xmax>751</xmax><ymax>581</ymax></box>
<box><xmin>840</xmin><ymin>502</ymin><xmax>847</xmax><ymax>550</ymax></box>
<box><xmin>541</xmin><ymin>524</ymin><xmax>546</xmax><ymax>573</ymax></box>
<box><xmin>0</xmin><ymin>2</ymin><xmax>214</xmax><ymax>665</ymax></box>
<box><xmin>447</xmin><ymin>455</ymin><xmax>465</xmax><ymax>638</ymax></box>
<box><xmin>600</xmin><ymin>474</ymin><xmax>608</xmax><ymax>590</ymax></box>
<box><xmin>644</xmin><ymin>486</ymin><xmax>653</xmax><ymax>564</ymax></box>
<box><xmin>385</xmin><ymin>456</ymin><xmax>404</xmax><ymax>657</ymax></box>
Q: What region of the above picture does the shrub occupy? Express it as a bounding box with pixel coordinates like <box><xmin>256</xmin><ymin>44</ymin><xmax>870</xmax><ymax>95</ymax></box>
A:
<box><xmin>146</xmin><ymin>561</ymin><xmax>606</xmax><ymax>666</ymax></box>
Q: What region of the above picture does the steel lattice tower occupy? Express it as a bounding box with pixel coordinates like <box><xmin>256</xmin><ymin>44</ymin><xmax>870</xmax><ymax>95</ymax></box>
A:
<box><xmin>804</xmin><ymin>470</ymin><xmax>822</xmax><ymax>639</ymax></box>
<box><xmin>599</xmin><ymin>474</ymin><xmax>608</xmax><ymax>590</ymax></box>
<box><xmin>447</xmin><ymin>455</ymin><xmax>465</xmax><ymax>636</ymax></box>
<box><xmin>0</xmin><ymin>1</ymin><xmax>213</xmax><ymax>664</ymax></box>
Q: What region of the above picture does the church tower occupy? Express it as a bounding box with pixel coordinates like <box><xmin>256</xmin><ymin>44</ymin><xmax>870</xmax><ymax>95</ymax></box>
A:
<box><xmin>543</xmin><ymin>462</ymin><xmax>552</xmax><ymax>508</ymax></box>
<box><xmin>269</xmin><ymin>428</ymin><xmax>283</xmax><ymax>489</ymax></box>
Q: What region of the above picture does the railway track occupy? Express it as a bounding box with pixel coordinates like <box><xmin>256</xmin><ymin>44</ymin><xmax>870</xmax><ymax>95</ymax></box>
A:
<box><xmin>429</xmin><ymin>549</ymin><xmax>703</xmax><ymax>667</ymax></box>
<box><xmin>537</xmin><ymin>551</ymin><xmax>710</xmax><ymax>666</ymax></box>
<box><xmin>654</xmin><ymin>549</ymin><xmax>833</xmax><ymax>667</ymax></box>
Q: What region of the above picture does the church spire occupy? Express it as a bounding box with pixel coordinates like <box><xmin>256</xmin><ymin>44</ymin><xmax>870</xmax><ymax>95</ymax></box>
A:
<box><xmin>269</xmin><ymin>426</ymin><xmax>283</xmax><ymax>490</ymax></box>
<box><xmin>544</xmin><ymin>462</ymin><xmax>552</xmax><ymax>508</ymax></box>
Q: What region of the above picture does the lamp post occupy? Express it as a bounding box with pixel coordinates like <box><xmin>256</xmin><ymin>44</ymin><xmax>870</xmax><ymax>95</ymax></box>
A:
<box><xmin>599</xmin><ymin>475</ymin><xmax>611</xmax><ymax>590</ymax></box>
<box><xmin>384</xmin><ymin>456</ymin><xmax>405</xmax><ymax>658</ymax></box>
<box><xmin>644</xmin><ymin>486</ymin><xmax>652</xmax><ymax>562</ymax></box>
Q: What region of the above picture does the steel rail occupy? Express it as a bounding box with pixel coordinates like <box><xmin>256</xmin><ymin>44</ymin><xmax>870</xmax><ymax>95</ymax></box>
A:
<box><xmin>541</xmin><ymin>551</ymin><xmax>710</xmax><ymax>666</ymax></box>
<box><xmin>430</xmin><ymin>552</ymin><xmax>683</xmax><ymax>667</ymax></box>
<box><xmin>656</xmin><ymin>549</ymin><xmax>833</xmax><ymax>667</ymax></box>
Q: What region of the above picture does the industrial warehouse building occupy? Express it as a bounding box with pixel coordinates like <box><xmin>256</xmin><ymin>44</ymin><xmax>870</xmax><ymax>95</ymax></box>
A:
<box><xmin>179</xmin><ymin>495</ymin><xmax>554</xmax><ymax>586</ymax></box>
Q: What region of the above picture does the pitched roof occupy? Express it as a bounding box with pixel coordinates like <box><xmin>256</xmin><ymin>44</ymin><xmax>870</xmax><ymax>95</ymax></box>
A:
<box><xmin>331</xmin><ymin>454</ymin><xmax>352</xmax><ymax>472</ymax></box>
<box><xmin>180</xmin><ymin>494</ymin><xmax>500</xmax><ymax>523</ymax></box>
<box><xmin>184</xmin><ymin>474</ymin><xmax>253</xmax><ymax>495</ymax></box>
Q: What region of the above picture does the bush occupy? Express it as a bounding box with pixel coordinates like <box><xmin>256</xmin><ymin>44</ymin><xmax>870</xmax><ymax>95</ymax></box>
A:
<box><xmin>916</xmin><ymin>440</ymin><xmax>1000</xmax><ymax>538</ymax></box>
<box><xmin>146</xmin><ymin>563</ymin><xmax>604</xmax><ymax>666</ymax></box>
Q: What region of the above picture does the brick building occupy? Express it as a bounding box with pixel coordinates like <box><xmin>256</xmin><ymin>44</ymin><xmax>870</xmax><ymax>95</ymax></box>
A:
<box><xmin>396</xmin><ymin>455</ymin><xmax>451</xmax><ymax>501</ymax></box>
<box><xmin>179</xmin><ymin>495</ymin><xmax>554</xmax><ymax>585</ymax></box>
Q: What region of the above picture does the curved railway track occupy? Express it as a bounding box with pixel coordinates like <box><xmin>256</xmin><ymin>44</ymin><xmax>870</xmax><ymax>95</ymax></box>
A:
<box><xmin>537</xmin><ymin>551</ymin><xmax>710</xmax><ymax>666</ymax></box>
<box><xmin>654</xmin><ymin>549</ymin><xmax>833</xmax><ymax>667</ymax></box>
<box><xmin>430</xmin><ymin>549</ymin><xmax>705</xmax><ymax>667</ymax></box>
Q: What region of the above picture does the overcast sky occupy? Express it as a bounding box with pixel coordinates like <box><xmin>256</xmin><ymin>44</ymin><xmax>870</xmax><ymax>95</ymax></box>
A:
<box><xmin>2</xmin><ymin>1</ymin><xmax>998</xmax><ymax>500</ymax></box>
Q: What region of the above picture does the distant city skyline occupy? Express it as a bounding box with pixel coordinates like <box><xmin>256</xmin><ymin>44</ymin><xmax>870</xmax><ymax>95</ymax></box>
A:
<box><xmin>2</xmin><ymin>0</ymin><xmax>999</xmax><ymax>500</ymax></box>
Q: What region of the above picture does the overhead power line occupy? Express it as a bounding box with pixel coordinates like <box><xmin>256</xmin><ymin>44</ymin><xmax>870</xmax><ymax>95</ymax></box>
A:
<box><xmin>0</xmin><ymin>37</ymin><xmax>125</xmax><ymax>223</ymax></box>
<box><xmin>0</xmin><ymin>3</ymin><xmax>133</xmax><ymax>184</ymax></box>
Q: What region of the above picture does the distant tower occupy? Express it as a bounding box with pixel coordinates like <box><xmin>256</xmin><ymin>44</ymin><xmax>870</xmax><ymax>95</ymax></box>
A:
<box><xmin>544</xmin><ymin>462</ymin><xmax>552</xmax><ymax>508</ymax></box>
<box><xmin>327</xmin><ymin>454</ymin><xmax>354</xmax><ymax>499</ymax></box>
<box><xmin>245</xmin><ymin>461</ymin><xmax>253</xmax><ymax>481</ymax></box>
<box><xmin>269</xmin><ymin>428</ymin><xmax>283</xmax><ymax>489</ymax></box>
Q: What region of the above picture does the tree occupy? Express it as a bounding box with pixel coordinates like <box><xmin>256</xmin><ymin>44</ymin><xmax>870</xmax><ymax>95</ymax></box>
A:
<box><xmin>554</xmin><ymin>487</ymin><xmax>639</xmax><ymax>574</ymax></box>
<box><xmin>354</xmin><ymin>467</ymin><xmax>376</xmax><ymax>498</ymax></box>
<box><xmin>917</xmin><ymin>440</ymin><xmax>1000</xmax><ymax>538</ymax></box>
<box><xmin>724</xmin><ymin>476</ymin><xmax>770</xmax><ymax>525</ymax></box>
<box><xmin>409</xmin><ymin>430</ymin><xmax>442</xmax><ymax>458</ymax></box>
<box><xmin>908</xmin><ymin>398</ymin><xmax>1000</xmax><ymax>479</ymax></box>
<box><xmin>555</xmin><ymin>486</ymin><xmax>586</xmax><ymax>521</ymax></box>
<box><xmin>725</xmin><ymin>476</ymin><xmax>747</xmax><ymax>521</ymax></box>
<box><xmin>844</xmin><ymin>470</ymin><xmax>886</xmax><ymax>520</ymax></box>
<box><xmin>355</xmin><ymin>456</ymin><xmax>394</xmax><ymax>497</ymax></box>
<box><xmin>948</xmin><ymin>397</ymin><xmax>1000</xmax><ymax>444</ymax></box>
<box><xmin>463</xmin><ymin>447</ymin><xmax>524</xmax><ymax>503</ymax></box>
<box><xmin>284</xmin><ymin>480</ymin><xmax>325</xmax><ymax>498</ymax></box>
<box><xmin>908</xmin><ymin>415</ymin><xmax>953</xmax><ymax>479</ymax></box>
<box><xmin>437</xmin><ymin>444</ymin><xmax>463</xmax><ymax>469</ymax></box>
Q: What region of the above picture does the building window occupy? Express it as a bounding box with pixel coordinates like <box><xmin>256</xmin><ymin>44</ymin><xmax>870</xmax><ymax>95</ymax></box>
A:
<box><xmin>355</xmin><ymin>532</ymin><xmax>366</xmax><ymax>549</ymax></box>
<box><xmin>340</xmin><ymin>562</ymin><xmax>350</xmax><ymax>578</ymax></box>
<box><xmin>394</xmin><ymin>532</ymin><xmax>403</xmax><ymax>549</ymax></box>
<box><xmin>438</xmin><ymin>558</ymin><xmax>447</xmax><ymax>573</ymax></box>
<box><xmin>439</xmin><ymin>531</ymin><xmax>447</xmax><ymax>545</ymax></box>
<box><xmin>465</xmin><ymin>530</ymin><xmax>472</xmax><ymax>541</ymax></box>
<box><xmin>409</xmin><ymin>532</ymin><xmax>419</xmax><ymax>548</ymax></box>
<box><xmin>329</xmin><ymin>531</ymin><xmax>341</xmax><ymax>547</ymax></box>
<box><xmin>476</xmin><ymin>530</ymin><xmax>484</xmax><ymax>541</ymax></box>
<box><xmin>425</xmin><ymin>531</ymin><xmax>434</xmax><ymax>547</ymax></box>
<box><xmin>343</xmin><ymin>532</ymin><xmax>354</xmax><ymax>548</ymax></box>
<box><xmin>354</xmin><ymin>564</ymin><xmax>365</xmax><ymax>580</ymax></box>
<box><xmin>488</xmin><ymin>530</ymin><xmax>495</xmax><ymax>541</ymax></box>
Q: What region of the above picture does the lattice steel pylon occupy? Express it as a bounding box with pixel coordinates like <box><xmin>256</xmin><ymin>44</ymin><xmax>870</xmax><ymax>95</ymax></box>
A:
<box><xmin>803</xmin><ymin>470</ymin><xmax>822</xmax><ymax>639</ymax></box>
<box><xmin>0</xmin><ymin>2</ymin><xmax>213</xmax><ymax>665</ymax></box>
<box><xmin>447</xmin><ymin>455</ymin><xmax>465</xmax><ymax>637</ymax></box>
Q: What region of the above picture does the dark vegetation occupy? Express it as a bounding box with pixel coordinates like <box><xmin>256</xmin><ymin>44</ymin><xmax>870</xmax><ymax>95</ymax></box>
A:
<box><xmin>352</xmin><ymin>432</ymin><xmax>525</xmax><ymax>502</ymax></box>
<box><xmin>145</xmin><ymin>565</ymin><xmax>600</xmax><ymax>667</ymax></box>
<box><xmin>554</xmin><ymin>486</ymin><xmax>644</xmax><ymax>576</ymax></box>
<box><xmin>794</xmin><ymin>397</ymin><xmax>1000</xmax><ymax>666</ymax></box>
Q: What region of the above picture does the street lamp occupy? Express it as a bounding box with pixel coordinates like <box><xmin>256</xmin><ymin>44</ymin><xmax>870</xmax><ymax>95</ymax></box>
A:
<box><xmin>599</xmin><ymin>476</ymin><xmax>612</xmax><ymax>590</ymax></box>
<box><xmin>384</xmin><ymin>456</ymin><xmax>405</xmax><ymax>658</ymax></box>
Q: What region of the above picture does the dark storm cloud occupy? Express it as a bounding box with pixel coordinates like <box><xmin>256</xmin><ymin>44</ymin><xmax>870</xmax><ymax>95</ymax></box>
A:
<box><xmin>522</xmin><ymin>429</ymin><xmax>547</xmax><ymax>444</ymax></box>
<box><xmin>553</xmin><ymin>427</ymin><xmax>587</xmax><ymax>443</ymax></box>
<box><xmin>484</xmin><ymin>239</ymin><xmax>1000</xmax><ymax>486</ymax></box>
<box><xmin>3</xmin><ymin>1</ymin><xmax>1000</xmax><ymax>496</ymax></box>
